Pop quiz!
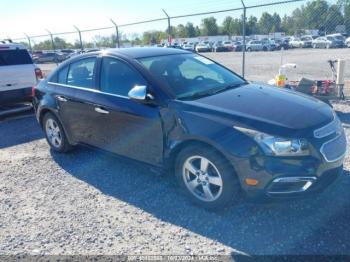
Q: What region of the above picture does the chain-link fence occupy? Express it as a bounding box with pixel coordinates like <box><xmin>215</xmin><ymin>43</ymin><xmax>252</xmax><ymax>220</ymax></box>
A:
<box><xmin>4</xmin><ymin>0</ymin><xmax>349</xmax><ymax>96</ymax></box>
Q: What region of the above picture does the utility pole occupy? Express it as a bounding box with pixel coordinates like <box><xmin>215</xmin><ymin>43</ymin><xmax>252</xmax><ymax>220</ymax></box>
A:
<box><xmin>110</xmin><ymin>19</ymin><xmax>120</xmax><ymax>48</ymax></box>
<box><xmin>162</xmin><ymin>9</ymin><xmax>171</xmax><ymax>45</ymax></box>
<box><xmin>74</xmin><ymin>25</ymin><xmax>83</xmax><ymax>51</ymax></box>
<box><xmin>24</xmin><ymin>33</ymin><xmax>32</xmax><ymax>54</ymax></box>
<box><xmin>241</xmin><ymin>0</ymin><xmax>246</xmax><ymax>78</ymax></box>
<box><xmin>45</xmin><ymin>29</ymin><xmax>55</xmax><ymax>51</ymax></box>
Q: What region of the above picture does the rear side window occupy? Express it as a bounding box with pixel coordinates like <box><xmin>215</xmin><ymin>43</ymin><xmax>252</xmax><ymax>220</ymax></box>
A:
<box><xmin>100</xmin><ymin>57</ymin><xmax>146</xmax><ymax>96</ymax></box>
<box><xmin>0</xmin><ymin>49</ymin><xmax>32</xmax><ymax>66</ymax></box>
<box><xmin>67</xmin><ymin>57</ymin><xmax>96</xmax><ymax>88</ymax></box>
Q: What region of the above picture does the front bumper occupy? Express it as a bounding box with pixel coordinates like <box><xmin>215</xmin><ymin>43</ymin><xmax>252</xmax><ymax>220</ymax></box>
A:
<box><xmin>233</xmin><ymin>154</ymin><xmax>344</xmax><ymax>199</ymax></box>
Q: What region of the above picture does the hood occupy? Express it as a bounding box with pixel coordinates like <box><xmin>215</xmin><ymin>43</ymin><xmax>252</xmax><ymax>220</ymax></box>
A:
<box><xmin>178</xmin><ymin>84</ymin><xmax>334</xmax><ymax>138</ymax></box>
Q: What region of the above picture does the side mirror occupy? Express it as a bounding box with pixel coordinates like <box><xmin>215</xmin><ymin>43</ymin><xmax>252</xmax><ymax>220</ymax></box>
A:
<box><xmin>128</xmin><ymin>85</ymin><xmax>155</xmax><ymax>103</ymax></box>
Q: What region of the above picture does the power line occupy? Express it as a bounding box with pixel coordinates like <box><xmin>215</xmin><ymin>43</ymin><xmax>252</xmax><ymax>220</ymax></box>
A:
<box><xmin>11</xmin><ymin>0</ymin><xmax>305</xmax><ymax>41</ymax></box>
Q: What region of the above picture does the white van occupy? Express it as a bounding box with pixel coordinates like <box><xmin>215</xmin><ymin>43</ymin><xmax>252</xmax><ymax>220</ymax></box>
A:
<box><xmin>0</xmin><ymin>41</ymin><xmax>43</xmax><ymax>105</ymax></box>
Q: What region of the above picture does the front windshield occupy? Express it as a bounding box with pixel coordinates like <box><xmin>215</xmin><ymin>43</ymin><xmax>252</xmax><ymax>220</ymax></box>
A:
<box><xmin>138</xmin><ymin>54</ymin><xmax>246</xmax><ymax>100</ymax></box>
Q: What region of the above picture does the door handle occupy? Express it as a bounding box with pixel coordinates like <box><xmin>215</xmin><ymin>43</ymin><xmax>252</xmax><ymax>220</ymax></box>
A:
<box><xmin>95</xmin><ymin>107</ymin><xmax>109</xmax><ymax>114</ymax></box>
<box><xmin>57</xmin><ymin>96</ymin><xmax>68</xmax><ymax>102</ymax></box>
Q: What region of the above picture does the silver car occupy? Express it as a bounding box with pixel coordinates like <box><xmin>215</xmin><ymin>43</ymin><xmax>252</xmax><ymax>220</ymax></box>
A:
<box><xmin>312</xmin><ymin>36</ymin><xmax>344</xmax><ymax>49</ymax></box>
<box><xmin>246</xmin><ymin>40</ymin><xmax>264</xmax><ymax>52</ymax></box>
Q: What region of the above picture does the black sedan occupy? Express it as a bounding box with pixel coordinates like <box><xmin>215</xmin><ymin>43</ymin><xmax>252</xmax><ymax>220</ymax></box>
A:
<box><xmin>274</xmin><ymin>39</ymin><xmax>290</xmax><ymax>50</ymax></box>
<box><xmin>32</xmin><ymin>48</ymin><xmax>346</xmax><ymax>210</ymax></box>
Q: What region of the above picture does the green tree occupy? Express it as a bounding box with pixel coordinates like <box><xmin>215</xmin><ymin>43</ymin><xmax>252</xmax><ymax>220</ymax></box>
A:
<box><xmin>195</xmin><ymin>26</ymin><xmax>201</xmax><ymax>37</ymax></box>
<box><xmin>259</xmin><ymin>12</ymin><xmax>274</xmax><ymax>34</ymax></box>
<box><xmin>200</xmin><ymin>17</ymin><xmax>219</xmax><ymax>36</ymax></box>
<box><xmin>176</xmin><ymin>24</ymin><xmax>187</xmax><ymax>38</ymax></box>
<box><xmin>247</xmin><ymin>16</ymin><xmax>258</xmax><ymax>35</ymax></box>
<box><xmin>272</xmin><ymin>13</ymin><xmax>282</xmax><ymax>32</ymax></box>
<box><xmin>92</xmin><ymin>35</ymin><xmax>114</xmax><ymax>48</ymax></box>
<box><xmin>222</xmin><ymin>16</ymin><xmax>233</xmax><ymax>35</ymax></box>
<box><xmin>325</xmin><ymin>4</ymin><xmax>344</xmax><ymax>33</ymax></box>
<box><xmin>230</xmin><ymin>18</ymin><xmax>242</xmax><ymax>35</ymax></box>
<box><xmin>303</xmin><ymin>0</ymin><xmax>329</xmax><ymax>30</ymax></box>
<box><xmin>337</xmin><ymin>0</ymin><xmax>350</xmax><ymax>33</ymax></box>
<box><xmin>185</xmin><ymin>22</ymin><xmax>196</xmax><ymax>37</ymax></box>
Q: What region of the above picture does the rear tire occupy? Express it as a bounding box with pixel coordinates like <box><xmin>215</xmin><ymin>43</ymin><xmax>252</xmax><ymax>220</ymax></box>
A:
<box><xmin>175</xmin><ymin>145</ymin><xmax>241</xmax><ymax>210</ymax></box>
<box><xmin>43</xmin><ymin>113</ymin><xmax>72</xmax><ymax>153</ymax></box>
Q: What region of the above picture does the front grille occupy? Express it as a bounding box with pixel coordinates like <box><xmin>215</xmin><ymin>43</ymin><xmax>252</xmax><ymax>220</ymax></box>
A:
<box><xmin>321</xmin><ymin>132</ymin><xmax>347</xmax><ymax>162</ymax></box>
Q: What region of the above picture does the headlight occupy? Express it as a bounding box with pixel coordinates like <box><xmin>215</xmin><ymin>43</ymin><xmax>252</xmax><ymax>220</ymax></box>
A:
<box><xmin>235</xmin><ymin>127</ymin><xmax>310</xmax><ymax>156</ymax></box>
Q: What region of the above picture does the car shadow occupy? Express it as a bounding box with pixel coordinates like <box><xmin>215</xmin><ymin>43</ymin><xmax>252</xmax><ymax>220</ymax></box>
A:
<box><xmin>51</xmin><ymin>147</ymin><xmax>350</xmax><ymax>255</ymax></box>
<box><xmin>0</xmin><ymin>115</ymin><xmax>44</xmax><ymax>149</ymax></box>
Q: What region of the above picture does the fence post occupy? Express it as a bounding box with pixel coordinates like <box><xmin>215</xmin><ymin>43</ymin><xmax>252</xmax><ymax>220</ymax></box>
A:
<box><xmin>162</xmin><ymin>9</ymin><xmax>171</xmax><ymax>45</ymax></box>
<box><xmin>74</xmin><ymin>25</ymin><xmax>84</xmax><ymax>51</ymax></box>
<box><xmin>24</xmin><ymin>33</ymin><xmax>32</xmax><ymax>54</ymax></box>
<box><xmin>45</xmin><ymin>29</ymin><xmax>55</xmax><ymax>51</ymax></box>
<box><xmin>110</xmin><ymin>19</ymin><xmax>120</xmax><ymax>48</ymax></box>
<box><xmin>241</xmin><ymin>0</ymin><xmax>246</xmax><ymax>78</ymax></box>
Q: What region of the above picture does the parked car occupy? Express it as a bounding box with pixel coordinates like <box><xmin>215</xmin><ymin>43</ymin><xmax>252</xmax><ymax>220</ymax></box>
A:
<box><xmin>58</xmin><ymin>49</ymin><xmax>75</xmax><ymax>60</ymax></box>
<box><xmin>327</xmin><ymin>33</ymin><xmax>346</xmax><ymax>44</ymax></box>
<box><xmin>182</xmin><ymin>43</ymin><xmax>195</xmax><ymax>51</ymax></box>
<box><xmin>232</xmin><ymin>41</ymin><xmax>242</xmax><ymax>52</ymax></box>
<box><xmin>274</xmin><ymin>39</ymin><xmax>289</xmax><ymax>50</ymax></box>
<box><xmin>195</xmin><ymin>42</ymin><xmax>211</xmax><ymax>52</ymax></box>
<box><xmin>246</xmin><ymin>40</ymin><xmax>264</xmax><ymax>52</ymax></box>
<box><xmin>346</xmin><ymin>37</ymin><xmax>350</xmax><ymax>48</ymax></box>
<box><xmin>212</xmin><ymin>41</ymin><xmax>228</xmax><ymax>52</ymax></box>
<box><xmin>289</xmin><ymin>36</ymin><xmax>312</xmax><ymax>48</ymax></box>
<box><xmin>262</xmin><ymin>39</ymin><xmax>276</xmax><ymax>51</ymax></box>
<box><xmin>165</xmin><ymin>43</ymin><xmax>182</xmax><ymax>49</ymax></box>
<box><xmin>32</xmin><ymin>47</ymin><xmax>347</xmax><ymax>209</ymax></box>
<box><xmin>0</xmin><ymin>42</ymin><xmax>43</xmax><ymax>105</ymax></box>
<box><xmin>32</xmin><ymin>50</ymin><xmax>44</xmax><ymax>59</ymax></box>
<box><xmin>222</xmin><ymin>41</ymin><xmax>234</xmax><ymax>51</ymax></box>
<box><xmin>312</xmin><ymin>36</ymin><xmax>344</xmax><ymax>49</ymax></box>
<box><xmin>33</xmin><ymin>52</ymin><xmax>65</xmax><ymax>63</ymax></box>
<box><xmin>66</xmin><ymin>50</ymin><xmax>84</xmax><ymax>59</ymax></box>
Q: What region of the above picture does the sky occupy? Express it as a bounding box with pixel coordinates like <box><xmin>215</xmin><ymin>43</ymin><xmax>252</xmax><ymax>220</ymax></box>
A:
<box><xmin>1</xmin><ymin>0</ymin><xmax>309</xmax><ymax>43</ymax></box>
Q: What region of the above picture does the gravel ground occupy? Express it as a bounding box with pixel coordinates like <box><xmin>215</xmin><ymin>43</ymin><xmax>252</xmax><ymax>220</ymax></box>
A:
<box><xmin>0</xmin><ymin>101</ymin><xmax>350</xmax><ymax>256</ymax></box>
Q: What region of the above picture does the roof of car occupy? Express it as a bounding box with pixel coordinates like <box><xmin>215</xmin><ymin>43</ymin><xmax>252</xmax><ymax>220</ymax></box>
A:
<box><xmin>0</xmin><ymin>43</ymin><xmax>27</xmax><ymax>50</ymax></box>
<box><xmin>105</xmin><ymin>47</ymin><xmax>190</xmax><ymax>59</ymax></box>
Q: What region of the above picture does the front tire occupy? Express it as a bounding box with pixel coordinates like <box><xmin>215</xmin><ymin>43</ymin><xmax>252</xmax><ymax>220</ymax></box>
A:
<box><xmin>175</xmin><ymin>145</ymin><xmax>241</xmax><ymax>210</ymax></box>
<box><xmin>43</xmin><ymin>113</ymin><xmax>72</xmax><ymax>153</ymax></box>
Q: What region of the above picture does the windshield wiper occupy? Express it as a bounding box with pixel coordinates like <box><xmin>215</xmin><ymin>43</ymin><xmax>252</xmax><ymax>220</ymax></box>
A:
<box><xmin>209</xmin><ymin>82</ymin><xmax>247</xmax><ymax>96</ymax></box>
<box><xmin>178</xmin><ymin>82</ymin><xmax>247</xmax><ymax>101</ymax></box>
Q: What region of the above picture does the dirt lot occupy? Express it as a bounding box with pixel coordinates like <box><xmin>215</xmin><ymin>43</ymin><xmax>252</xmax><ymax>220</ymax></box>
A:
<box><xmin>0</xmin><ymin>102</ymin><xmax>350</xmax><ymax>256</ymax></box>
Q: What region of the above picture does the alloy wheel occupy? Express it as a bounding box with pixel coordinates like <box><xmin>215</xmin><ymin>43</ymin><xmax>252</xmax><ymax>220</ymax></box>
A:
<box><xmin>45</xmin><ymin>118</ymin><xmax>62</xmax><ymax>148</ymax></box>
<box><xmin>182</xmin><ymin>155</ymin><xmax>223</xmax><ymax>202</ymax></box>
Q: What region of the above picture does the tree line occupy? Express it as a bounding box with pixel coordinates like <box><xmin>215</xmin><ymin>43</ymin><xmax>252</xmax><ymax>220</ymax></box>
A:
<box><xmin>23</xmin><ymin>0</ymin><xmax>350</xmax><ymax>50</ymax></box>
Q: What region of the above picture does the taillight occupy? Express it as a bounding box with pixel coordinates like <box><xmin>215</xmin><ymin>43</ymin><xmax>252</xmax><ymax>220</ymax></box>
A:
<box><xmin>35</xmin><ymin>68</ymin><xmax>43</xmax><ymax>81</ymax></box>
<box><xmin>31</xmin><ymin>85</ymin><xmax>36</xmax><ymax>97</ymax></box>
